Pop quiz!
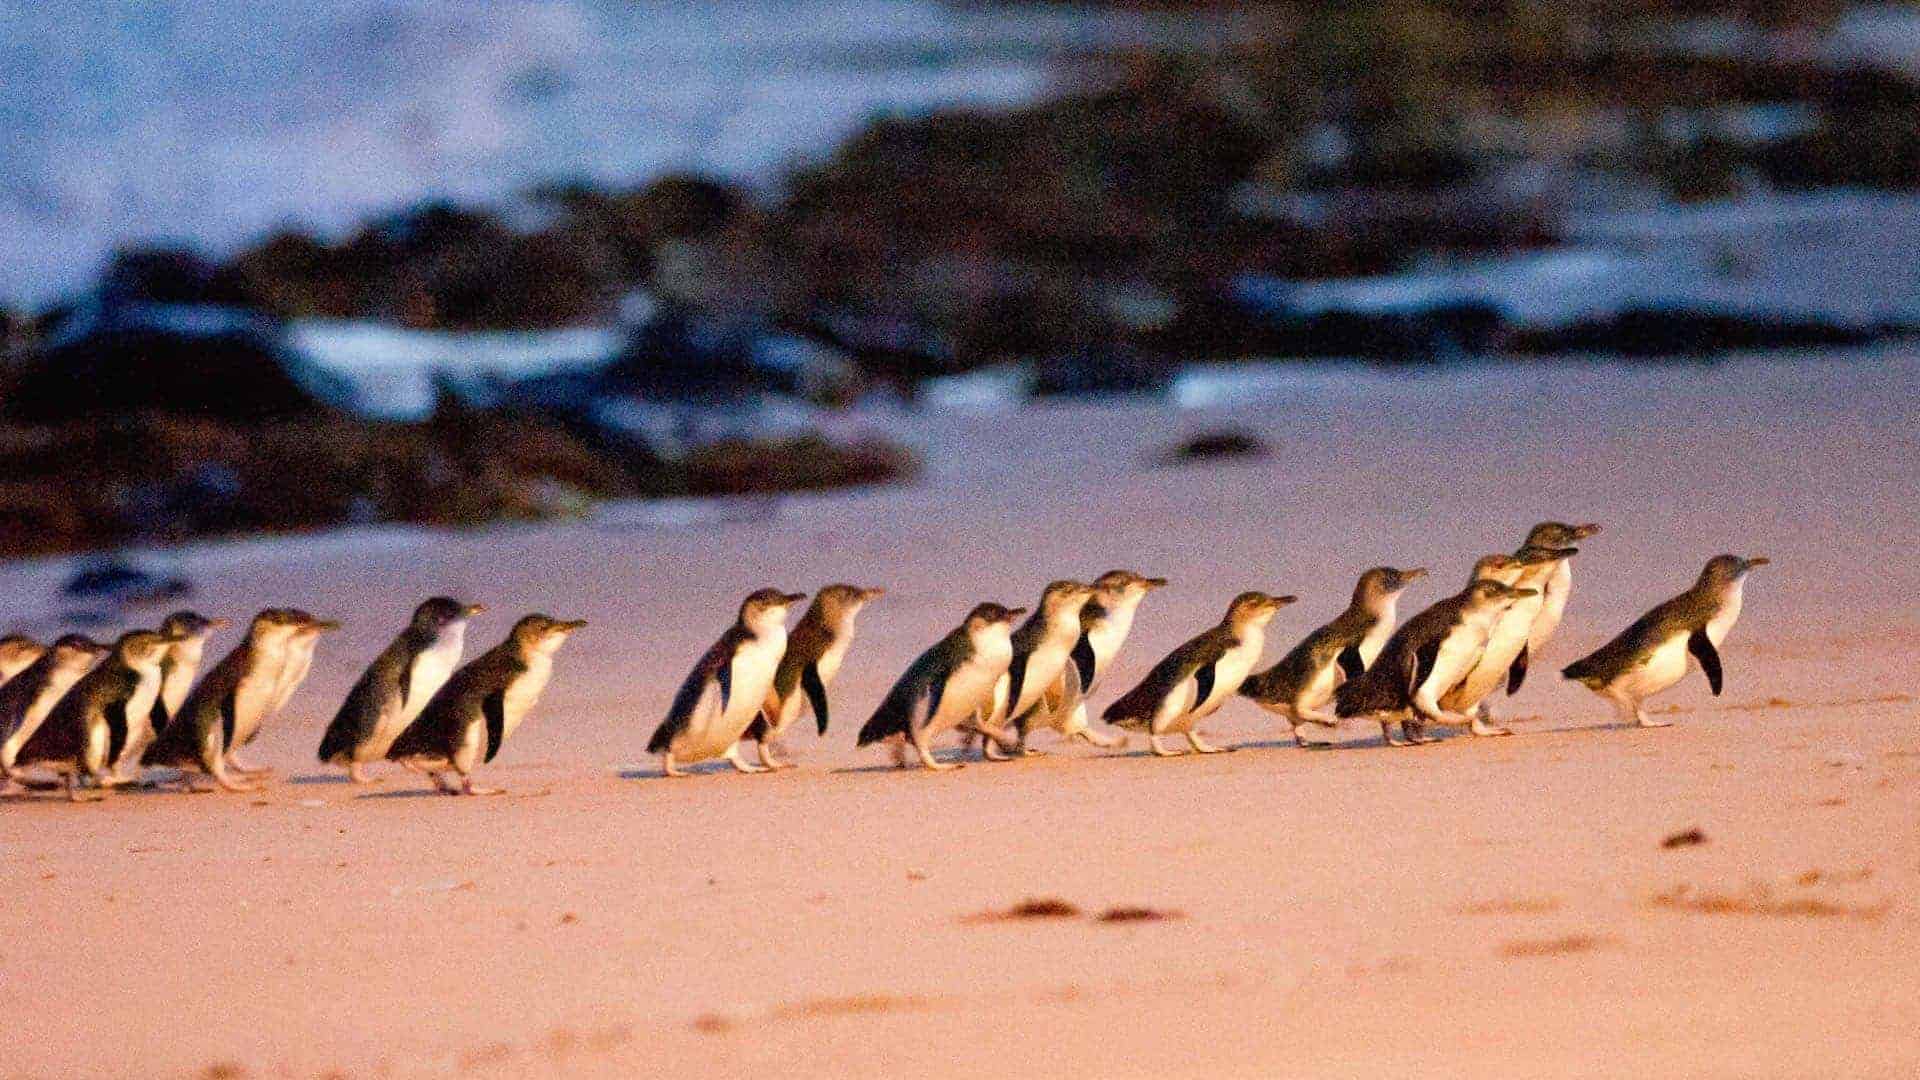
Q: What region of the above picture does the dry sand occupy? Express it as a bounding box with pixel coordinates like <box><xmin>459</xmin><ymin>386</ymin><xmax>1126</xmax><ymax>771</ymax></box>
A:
<box><xmin>3</xmin><ymin>349</ymin><xmax>1917</xmax><ymax>1078</ymax></box>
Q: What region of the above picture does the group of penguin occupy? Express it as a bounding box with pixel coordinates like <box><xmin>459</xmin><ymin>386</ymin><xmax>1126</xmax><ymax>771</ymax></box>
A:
<box><xmin>0</xmin><ymin>521</ymin><xmax>1766</xmax><ymax>800</ymax></box>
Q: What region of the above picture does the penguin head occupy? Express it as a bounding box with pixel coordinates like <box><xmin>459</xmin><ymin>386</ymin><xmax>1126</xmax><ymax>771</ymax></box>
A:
<box><xmin>48</xmin><ymin>634</ymin><xmax>109</xmax><ymax>669</ymax></box>
<box><xmin>0</xmin><ymin>634</ymin><xmax>42</xmax><ymax>662</ymax></box>
<box><xmin>1227</xmin><ymin>591</ymin><xmax>1296</xmax><ymax>628</ymax></box>
<box><xmin>510</xmin><ymin>614</ymin><xmax>587</xmax><ymax>656</ymax></box>
<box><xmin>1091</xmin><ymin>570</ymin><xmax>1167</xmax><ymax>608</ymax></box>
<box><xmin>1699</xmin><ymin>554</ymin><xmax>1768</xmax><ymax>590</ymax></box>
<box><xmin>282</xmin><ymin>609</ymin><xmax>343</xmax><ymax>638</ymax></box>
<box><xmin>158</xmin><ymin>610</ymin><xmax>228</xmax><ymax>643</ymax></box>
<box><xmin>1465</xmin><ymin>579</ymin><xmax>1534</xmax><ymax>610</ymax></box>
<box><xmin>813</xmin><ymin>584</ymin><xmax>883</xmax><ymax>628</ymax></box>
<box><xmin>246</xmin><ymin>608</ymin><xmax>310</xmax><ymax>646</ymax></box>
<box><xmin>1356</xmin><ymin>566</ymin><xmax>1427</xmax><ymax>605</ymax></box>
<box><xmin>1038</xmin><ymin>580</ymin><xmax>1097</xmax><ymax>621</ymax></box>
<box><xmin>740</xmin><ymin>589</ymin><xmax>807</xmax><ymax>632</ymax></box>
<box><xmin>1469</xmin><ymin>553</ymin><xmax>1526</xmax><ymax>587</ymax></box>
<box><xmin>115</xmin><ymin>629</ymin><xmax>176</xmax><ymax>669</ymax></box>
<box><xmin>964</xmin><ymin>603</ymin><xmax>1025</xmax><ymax>640</ymax></box>
<box><xmin>1525</xmin><ymin>521</ymin><xmax>1600</xmax><ymax>547</ymax></box>
<box><xmin>412</xmin><ymin>597</ymin><xmax>485</xmax><ymax>635</ymax></box>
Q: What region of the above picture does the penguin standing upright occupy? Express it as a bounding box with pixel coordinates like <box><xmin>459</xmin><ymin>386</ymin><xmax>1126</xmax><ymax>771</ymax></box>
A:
<box><xmin>0</xmin><ymin>635</ymin><xmax>109</xmax><ymax>792</ymax></box>
<box><xmin>649</xmin><ymin>589</ymin><xmax>807</xmax><ymax>777</ymax></box>
<box><xmin>1335</xmin><ymin>564</ymin><xmax>1536</xmax><ymax>746</ymax></box>
<box><xmin>385</xmin><ymin>614</ymin><xmax>585</xmax><ymax>795</ymax></box>
<box><xmin>229</xmin><ymin>609</ymin><xmax>338</xmax><ymax>775</ymax></box>
<box><xmin>141</xmin><ymin>609</ymin><xmax>307</xmax><ymax>790</ymax></box>
<box><xmin>0</xmin><ymin>635</ymin><xmax>46</xmax><ymax>686</ymax></box>
<box><xmin>1104</xmin><ymin>591</ymin><xmax>1294</xmax><ymax>756</ymax></box>
<box><xmin>977</xmin><ymin>579</ymin><xmax>1095</xmax><ymax>760</ymax></box>
<box><xmin>1026</xmin><ymin>570</ymin><xmax>1167</xmax><ymax>750</ymax></box>
<box><xmin>130</xmin><ymin>610</ymin><xmax>228</xmax><ymax>774</ymax></box>
<box><xmin>857</xmin><ymin>602</ymin><xmax>1027</xmax><ymax>771</ymax></box>
<box><xmin>1240</xmin><ymin>566</ymin><xmax>1427</xmax><ymax>746</ymax></box>
<box><xmin>1440</xmin><ymin>545</ymin><xmax>1575</xmax><ymax>733</ymax></box>
<box><xmin>1515</xmin><ymin>521</ymin><xmax>1600</xmax><ymax>689</ymax></box>
<box><xmin>1563</xmin><ymin>555</ymin><xmax>1767</xmax><ymax>728</ymax></box>
<box><xmin>15</xmin><ymin>629</ymin><xmax>179</xmax><ymax>800</ymax></box>
<box><xmin>745</xmin><ymin>585</ymin><xmax>883</xmax><ymax>769</ymax></box>
<box><xmin>318</xmin><ymin>598</ymin><xmax>485</xmax><ymax>782</ymax></box>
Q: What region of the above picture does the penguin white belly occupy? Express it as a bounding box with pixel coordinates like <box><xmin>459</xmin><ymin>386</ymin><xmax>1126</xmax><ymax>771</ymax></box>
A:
<box><xmin>1706</xmin><ymin>581</ymin><xmax>1745</xmax><ymax>648</ymax></box>
<box><xmin>1530</xmin><ymin>563</ymin><xmax>1574</xmax><ymax>652</ymax></box>
<box><xmin>119</xmin><ymin>669</ymin><xmax>165</xmax><ymax>764</ymax></box>
<box><xmin>500</xmin><ymin>655</ymin><xmax>553</xmax><ymax>743</ymax></box>
<box><xmin>676</xmin><ymin>638</ymin><xmax>783</xmax><ymax>760</ymax></box>
<box><xmin>405</xmin><ymin>635</ymin><xmax>465</xmax><ymax>725</ymax></box>
<box><xmin>4</xmin><ymin>676</ymin><xmax>85</xmax><ymax>766</ymax></box>
<box><xmin>1085</xmin><ymin>606</ymin><xmax>1138</xmax><ymax>690</ymax></box>
<box><xmin>83</xmin><ymin>716</ymin><xmax>111</xmax><ymax>774</ymax></box>
<box><xmin>230</xmin><ymin>666</ymin><xmax>282</xmax><ymax>746</ymax></box>
<box><xmin>1153</xmin><ymin>680</ymin><xmax>1199</xmax><ymax>733</ymax></box>
<box><xmin>816</xmin><ymin>636</ymin><xmax>851</xmax><ymax>686</ymax></box>
<box><xmin>161</xmin><ymin>643</ymin><xmax>203</xmax><ymax>719</ymax></box>
<box><xmin>927</xmin><ymin>654</ymin><xmax>1007</xmax><ymax>737</ymax></box>
<box><xmin>1192</xmin><ymin>639</ymin><xmax>1262</xmax><ymax>722</ymax></box>
<box><xmin>1417</xmin><ymin>627</ymin><xmax>1490</xmax><ymax>711</ymax></box>
<box><xmin>270</xmin><ymin>640</ymin><xmax>318</xmax><ymax>715</ymax></box>
<box><xmin>1298</xmin><ymin>658</ymin><xmax>1341</xmax><ymax>713</ymax></box>
<box><xmin>1016</xmin><ymin>638</ymin><xmax>1075</xmax><ymax>717</ymax></box>
<box><xmin>1616</xmin><ymin>633</ymin><xmax>1691</xmax><ymax>699</ymax></box>
<box><xmin>1358</xmin><ymin>609</ymin><xmax>1395</xmax><ymax>668</ymax></box>
<box><xmin>452</xmin><ymin>710</ymin><xmax>487</xmax><ymax>773</ymax></box>
<box><xmin>1448</xmin><ymin>596</ymin><xmax>1543</xmax><ymax>709</ymax></box>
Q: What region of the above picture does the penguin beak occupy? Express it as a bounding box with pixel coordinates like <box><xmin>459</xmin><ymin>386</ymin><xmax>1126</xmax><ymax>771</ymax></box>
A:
<box><xmin>1269</xmin><ymin>594</ymin><xmax>1298</xmax><ymax>608</ymax></box>
<box><xmin>310</xmin><ymin>619</ymin><xmax>343</xmax><ymax>633</ymax></box>
<box><xmin>1002</xmin><ymin>607</ymin><xmax>1027</xmax><ymax>622</ymax></box>
<box><xmin>1575</xmin><ymin>523</ymin><xmax>1601</xmax><ymax>539</ymax></box>
<box><xmin>207</xmin><ymin>617</ymin><xmax>231</xmax><ymax>630</ymax></box>
<box><xmin>465</xmin><ymin>603</ymin><xmax>487</xmax><ymax>617</ymax></box>
<box><xmin>784</xmin><ymin>592</ymin><xmax>809</xmax><ymax>604</ymax></box>
<box><xmin>862</xmin><ymin>587</ymin><xmax>886</xmax><ymax>601</ymax></box>
<box><xmin>559</xmin><ymin>619</ymin><xmax>587</xmax><ymax>633</ymax></box>
<box><xmin>1743</xmin><ymin>556</ymin><xmax>1770</xmax><ymax>571</ymax></box>
<box><xmin>1144</xmin><ymin>577</ymin><xmax>1169</xmax><ymax>589</ymax></box>
<box><xmin>1514</xmin><ymin>587</ymin><xmax>1539</xmax><ymax>598</ymax></box>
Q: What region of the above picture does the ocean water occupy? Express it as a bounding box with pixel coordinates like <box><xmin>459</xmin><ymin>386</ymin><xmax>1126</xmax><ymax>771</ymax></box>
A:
<box><xmin>0</xmin><ymin>0</ymin><xmax>1215</xmax><ymax>308</ymax></box>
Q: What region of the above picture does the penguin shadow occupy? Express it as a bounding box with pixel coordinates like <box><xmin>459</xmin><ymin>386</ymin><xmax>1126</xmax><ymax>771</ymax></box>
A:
<box><xmin>287</xmin><ymin>773</ymin><xmax>354</xmax><ymax>785</ymax></box>
<box><xmin>354</xmin><ymin>786</ymin><xmax>473</xmax><ymax>800</ymax></box>
<box><xmin>618</xmin><ymin>762</ymin><xmax>798</xmax><ymax>781</ymax></box>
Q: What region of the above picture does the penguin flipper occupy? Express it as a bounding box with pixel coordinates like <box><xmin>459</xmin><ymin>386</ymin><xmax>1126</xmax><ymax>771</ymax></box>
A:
<box><xmin>104</xmin><ymin>699</ymin><xmax>129</xmax><ymax>770</ymax></box>
<box><xmin>482</xmin><ymin>690</ymin><xmax>507</xmax><ymax>763</ymax></box>
<box><xmin>219</xmin><ymin>688</ymin><xmax>239</xmax><ymax>752</ymax></box>
<box><xmin>1411</xmin><ymin>639</ymin><xmax>1442</xmax><ymax>698</ymax></box>
<box><xmin>1070</xmin><ymin>633</ymin><xmax>1096</xmax><ymax>690</ymax></box>
<box><xmin>1336</xmin><ymin>645</ymin><xmax>1365</xmax><ymax>681</ymax></box>
<box><xmin>649</xmin><ymin>636</ymin><xmax>737</xmax><ymax>754</ymax></box>
<box><xmin>1004</xmin><ymin>653</ymin><xmax>1031</xmax><ymax>724</ymax></box>
<box><xmin>802</xmin><ymin>662</ymin><xmax>830</xmax><ymax>736</ymax></box>
<box><xmin>1687</xmin><ymin>630</ymin><xmax>1723</xmax><ymax>696</ymax></box>
<box><xmin>1192</xmin><ymin>662</ymin><xmax>1217</xmax><ymax>710</ymax></box>
<box><xmin>149</xmin><ymin>698</ymin><xmax>171</xmax><ymax>737</ymax></box>
<box><xmin>1506</xmin><ymin>645</ymin><xmax>1529</xmax><ymax>695</ymax></box>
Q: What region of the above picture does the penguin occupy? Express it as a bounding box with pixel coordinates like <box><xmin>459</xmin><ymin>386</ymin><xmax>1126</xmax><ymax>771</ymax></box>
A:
<box><xmin>317</xmin><ymin>598</ymin><xmax>485</xmax><ymax>782</ymax></box>
<box><xmin>0</xmin><ymin>635</ymin><xmax>45</xmax><ymax>686</ymax></box>
<box><xmin>1240</xmin><ymin>566</ymin><xmax>1428</xmax><ymax>746</ymax></box>
<box><xmin>1438</xmin><ymin>545</ymin><xmax>1577</xmax><ymax>734</ymax></box>
<box><xmin>857</xmin><ymin>602</ymin><xmax>1027</xmax><ymax>771</ymax></box>
<box><xmin>1334</xmin><ymin>567</ymin><xmax>1536</xmax><ymax>746</ymax></box>
<box><xmin>745</xmin><ymin>584</ymin><xmax>883</xmax><ymax>770</ymax></box>
<box><xmin>1104</xmin><ymin>591</ymin><xmax>1296</xmax><ymax>756</ymax></box>
<box><xmin>14</xmin><ymin>629</ymin><xmax>179</xmax><ymax>800</ymax></box>
<box><xmin>1025</xmin><ymin>569</ymin><xmax>1168</xmax><ymax>750</ymax></box>
<box><xmin>384</xmin><ymin>614</ymin><xmax>585</xmax><ymax>795</ymax></box>
<box><xmin>649</xmin><ymin>589</ymin><xmax>807</xmax><ymax>777</ymax></box>
<box><xmin>0</xmin><ymin>635</ymin><xmax>109</xmax><ymax>792</ymax></box>
<box><xmin>1562</xmin><ymin>554</ymin><xmax>1767</xmax><ymax>728</ymax></box>
<box><xmin>227</xmin><ymin>608</ymin><xmax>339</xmax><ymax>774</ymax></box>
<box><xmin>140</xmin><ymin>609</ymin><xmax>307</xmax><ymax>790</ymax></box>
<box><xmin>976</xmin><ymin>579</ymin><xmax>1096</xmax><ymax>760</ymax></box>
<box><xmin>126</xmin><ymin>611</ymin><xmax>229</xmax><ymax>777</ymax></box>
<box><xmin>1513</xmin><ymin>521</ymin><xmax>1600</xmax><ymax>692</ymax></box>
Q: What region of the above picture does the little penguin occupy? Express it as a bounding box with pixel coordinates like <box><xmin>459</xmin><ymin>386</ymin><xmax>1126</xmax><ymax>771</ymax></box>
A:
<box><xmin>1562</xmin><ymin>554</ymin><xmax>1767</xmax><ymax>728</ymax></box>
<box><xmin>1104</xmin><ymin>591</ymin><xmax>1296</xmax><ymax>757</ymax></box>
<box><xmin>745</xmin><ymin>584</ymin><xmax>883</xmax><ymax>769</ymax></box>
<box><xmin>15</xmin><ymin>629</ymin><xmax>179</xmax><ymax>800</ymax></box>
<box><xmin>1027</xmin><ymin>570</ymin><xmax>1168</xmax><ymax>750</ymax></box>
<box><xmin>1514</xmin><ymin>521</ymin><xmax>1600</xmax><ymax>691</ymax></box>
<box><xmin>1439</xmin><ymin>545</ymin><xmax>1576</xmax><ymax>734</ymax></box>
<box><xmin>0</xmin><ymin>635</ymin><xmax>46</xmax><ymax>686</ymax></box>
<box><xmin>133</xmin><ymin>611</ymin><xmax>228</xmax><ymax>774</ymax></box>
<box><xmin>318</xmin><ymin>598</ymin><xmax>485</xmax><ymax>782</ymax></box>
<box><xmin>978</xmin><ymin>579</ymin><xmax>1096</xmax><ymax>760</ymax></box>
<box><xmin>1240</xmin><ymin>566</ymin><xmax>1428</xmax><ymax>747</ymax></box>
<box><xmin>385</xmin><ymin>614</ymin><xmax>585</xmax><ymax>795</ymax></box>
<box><xmin>141</xmin><ymin>609</ymin><xmax>308</xmax><ymax>790</ymax></box>
<box><xmin>856</xmin><ymin>602</ymin><xmax>1027</xmax><ymax>771</ymax></box>
<box><xmin>1335</xmin><ymin>569</ymin><xmax>1536</xmax><ymax>746</ymax></box>
<box><xmin>649</xmin><ymin>589</ymin><xmax>807</xmax><ymax>777</ymax></box>
<box><xmin>229</xmin><ymin>608</ymin><xmax>339</xmax><ymax>774</ymax></box>
<box><xmin>0</xmin><ymin>635</ymin><xmax>109</xmax><ymax>792</ymax></box>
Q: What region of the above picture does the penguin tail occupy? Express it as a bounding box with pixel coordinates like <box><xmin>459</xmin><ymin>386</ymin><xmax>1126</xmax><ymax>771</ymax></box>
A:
<box><xmin>855</xmin><ymin>710</ymin><xmax>903</xmax><ymax>747</ymax></box>
<box><xmin>1560</xmin><ymin>658</ymin><xmax>1601</xmax><ymax>688</ymax></box>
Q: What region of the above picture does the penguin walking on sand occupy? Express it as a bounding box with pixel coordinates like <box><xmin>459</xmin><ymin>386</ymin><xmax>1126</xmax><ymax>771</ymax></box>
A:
<box><xmin>141</xmin><ymin>609</ymin><xmax>308</xmax><ymax>791</ymax></box>
<box><xmin>744</xmin><ymin>585</ymin><xmax>883</xmax><ymax>770</ymax></box>
<box><xmin>229</xmin><ymin>609</ymin><xmax>338</xmax><ymax>775</ymax></box>
<box><xmin>1105</xmin><ymin>591</ymin><xmax>1295</xmax><ymax>756</ymax></box>
<box><xmin>1513</xmin><ymin>522</ymin><xmax>1600</xmax><ymax>691</ymax></box>
<box><xmin>1241</xmin><ymin>566</ymin><xmax>1427</xmax><ymax>746</ymax></box>
<box><xmin>1335</xmin><ymin>562</ymin><xmax>1536</xmax><ymax>746</ymax></box>
<box><xmin>318</xmin><ymin>598</ymin><xmax>484</xmax><ymax>782</ymax></box>
<box><xmin>857</xmin><ymin>602</ymin><xmax>1027</xmax><ymax>771</ymax></box>
<box><xmin>130</xmin><ymin>611</ymin><xmax>228</xmax><ymax>775</ymax></box>
<box><xmin>385</xmin><ymin>614</ymin><xmax>585</xmax><ymax>795</ymax></box>
<box><xmin>1438</xmin><ymin>546</ymin><xmax>1576</xmax><ymax>734</ymax></box>
<box><xmin>1025</xmin><ymin>570</ymin><xmax>1167</xmax><ymax>750</ymax></box>
<box><xmin>0</xmin><ymin>635</ymin><xmax>109</xmax><ymax>792</ymax></box>
<box><xmin>14</xmin><ymin>629</ymin><xmax>179</xmax><ymax>800</ymax></box>
<box><xmin>0</xmin><ymin>635</ymin><xmax>46</xmax><ymax>686</ymax></box>
<box><xmin>650</xmin><ymin>589</ymin><xmax>807</xmax><ymax>777</ymax></box>
<box><xmin>1563</xmin><ymin>555</ymin><xmax>1767</xmax><ymax>728</ymax></box>
<box><xmin>976</xmin><ymin>579</ymin><xmax>1096</xmax><ymax>760</ymax></box>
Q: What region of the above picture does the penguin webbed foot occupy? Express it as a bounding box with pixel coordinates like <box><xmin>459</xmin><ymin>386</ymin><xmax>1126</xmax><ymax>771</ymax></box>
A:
<box><xmin>1147</xmin><ymin>735</ymin><xmax>1186</xmax><ymax>757</ymax></box>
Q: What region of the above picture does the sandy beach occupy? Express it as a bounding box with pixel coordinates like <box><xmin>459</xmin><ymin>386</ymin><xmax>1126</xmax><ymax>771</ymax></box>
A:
<box><xmin>3</xmin><ymin>348</ymin><xmax>1917</xmax><ymax>1079</ymax></box>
